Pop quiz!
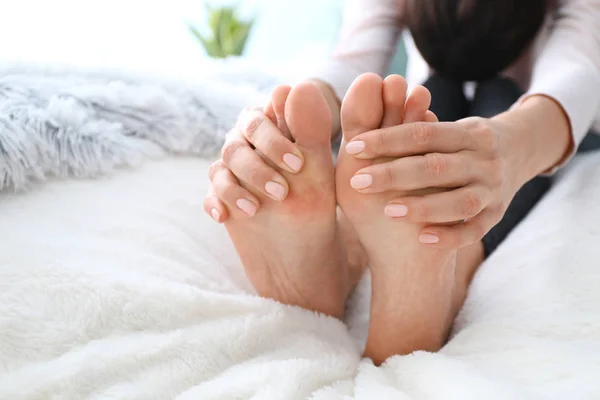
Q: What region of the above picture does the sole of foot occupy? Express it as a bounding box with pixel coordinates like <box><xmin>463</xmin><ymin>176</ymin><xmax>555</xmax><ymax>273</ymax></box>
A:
<box><xmin>225</xmin><ymin>82</ymin><xmax>348</xmax><ymax>318</ymax></box>
<box><xmin>336</xmin><ymin>73</ymin><xmax>458</xmax><ymax>364</ymax></box>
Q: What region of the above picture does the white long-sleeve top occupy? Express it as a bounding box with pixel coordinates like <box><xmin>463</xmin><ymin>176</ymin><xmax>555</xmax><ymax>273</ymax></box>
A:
<box><xmin>314</xmin><ymin>0</ymin><xmax>600</xmax><ymax>167</ymax></box>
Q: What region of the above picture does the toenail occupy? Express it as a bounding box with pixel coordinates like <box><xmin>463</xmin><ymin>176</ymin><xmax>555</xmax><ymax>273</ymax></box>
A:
<box><xmin>385</xmin><ymin>204</ymin><xmax>408</xmax><ymax>217</ymax></box>
<box><xmin>283</xmin><ymin>153</ymin><xmax>303</xmax><ymax>172</ymax></box>
<box><xmin>419</xmin><ymin>233</ymin><xmax>439</xmax><ymax>244</ymax></box>
<box><xmin>265</xmin><ymin>181</ymin><xmax>286</xmax><ymax>200</ymax></box>
<box><xmin>236</xmin><ymin>198</ymin><xmax>257</xmax><ymax>216</ymax></box>
<box><xmin>346</xmin><ymin>141</ymin><xmax>365</xmax><ymax>155</ymax></box>
<box><xmin>210</xmin><ymin>208</ymin><xmax>221</xmax><ymax>222</ymax></box>
<box><xmin>350</xmin><ymin>174</ymin><xmax>373</xmax><ymax>190</ymax></box>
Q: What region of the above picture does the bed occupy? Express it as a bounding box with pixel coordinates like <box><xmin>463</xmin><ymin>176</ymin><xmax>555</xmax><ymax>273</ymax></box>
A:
<box><xmin>0</xmin><ymin>61</ymin><xmax>599</xmax><ymax>399</ymax></box>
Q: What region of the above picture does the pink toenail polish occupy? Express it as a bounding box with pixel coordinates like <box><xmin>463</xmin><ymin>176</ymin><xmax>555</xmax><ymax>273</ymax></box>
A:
<box><xmin>385</xmin><ymin>204</ymin><xmax>408</xmax><ymax>217</ymax></box>
<box><xmin>350</xmin><ymin>174</ymin><xmax>373</xmax><ymax>190</ymax></box>
<box><xmin>419</xmin><ymin>233</ymin><xmax>439</xmax><ymax>244</ymax></box>
<box><xmin>265</xmin><ymin>181</ymin><xmax>286</xmax><ymax>200</ymax></box>
<box><xmin>236</xmin><ymin>198</ymin><xmax>257</xmax><ymax>216</ymax></box>
<box><xmin>283</xmin><ymin>153</ymin><xmax>303</xmax><ymax>172</ymax></box>
<box><xmin>210</xmin><ymin>208</ymin><xmax>221</xmax><ymax>222</ymax></box>
<box><xmin>346</xmin><ymin>141</ymin><xmax>365</xmax><ymax>155</ymax></box>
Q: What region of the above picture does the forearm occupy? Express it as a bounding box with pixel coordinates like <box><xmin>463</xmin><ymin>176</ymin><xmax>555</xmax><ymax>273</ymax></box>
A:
<box><xmin>494</xmin><ymin>95</ymin><xmax>573</xmax><ymax>185</ymax></box>
<box><xmin>307</xmin><ymin>79</ymin><xmax>342</xmax><ymax>139</ymax></box>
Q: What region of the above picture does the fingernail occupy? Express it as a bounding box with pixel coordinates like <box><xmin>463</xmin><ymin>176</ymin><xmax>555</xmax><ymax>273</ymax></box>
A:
<box><xmin>210</xmin><ymin>208</ymin><xmax>221</xmax><ymax>222</ymax></box>
<box><xmin>385</xmin><ymin>204</ymin><xmax>408</xmax><ymax>218</ymax></box>
<box><xmin>265</xmin><ymin>181</ymin><xmax>286</xmax><ymax>200</ymax></box>
<box><xmin>346</xmin><ymin>141</ymin><xmax>365</xmax><ymax>155</ymax></box>
<box><xmin>350</xmin><ymin>174</ymin><xmax>373</xmax><ymax>190</ymax></box>
<box><xmin>283</xmin><ymin>153</ymin><xmax>303</xmax><ymax>172</ymax></box>
<box><xmin>236</xmin><ymin>198</ymin><xmax>257</xmax><ymax>216</ymax></box>
<box><xmin>419</xmin><ymin>233</ymin><xmax>439</xmax><ymax>244</ymax></box>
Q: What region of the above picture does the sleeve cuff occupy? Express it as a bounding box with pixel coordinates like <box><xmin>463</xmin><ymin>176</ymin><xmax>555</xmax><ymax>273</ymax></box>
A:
<box><xmin>512</xmin><ymin>63</ymin><xmax>600</xmax><ymax>174</ymax></box>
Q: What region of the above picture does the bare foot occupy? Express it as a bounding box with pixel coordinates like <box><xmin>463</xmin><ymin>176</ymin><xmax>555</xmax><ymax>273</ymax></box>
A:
<box><xmin>224</xmin><ymin>83</ymin><xmax>348</xmax><ymax>318</ymax></box>
<box><xmin>336</xmin><ymin>74</ymin><xmax>458</xmax><ymax>364</ymax></box>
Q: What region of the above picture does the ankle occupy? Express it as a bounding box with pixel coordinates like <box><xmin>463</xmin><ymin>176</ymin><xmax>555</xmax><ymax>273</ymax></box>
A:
<box><xmin>364</xmin><ymin>325</ymin><xmax>447</xmax><ymax>365</ymax></box>
<box><xmin>365</xmin><ymin>301</ymin><xmax>454</xmax><ymax>364</ymax></box>
<box><xmin>364</xmin><ymin>251</ymin><xmax>458</xmax><ymax>364</ymax></box>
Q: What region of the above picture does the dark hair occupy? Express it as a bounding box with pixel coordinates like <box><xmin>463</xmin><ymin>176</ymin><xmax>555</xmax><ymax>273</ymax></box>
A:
<box><xmin>404</xmin><ymin>0</ymin><xmax>552</xmax><ymax>81</ymax></box>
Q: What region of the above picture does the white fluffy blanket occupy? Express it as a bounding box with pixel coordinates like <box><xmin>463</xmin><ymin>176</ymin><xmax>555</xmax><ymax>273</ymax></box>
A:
<box><xmin>1</xmin><ymin>150</ymin><xmax>600</xmax><ymax>399</ymax></box>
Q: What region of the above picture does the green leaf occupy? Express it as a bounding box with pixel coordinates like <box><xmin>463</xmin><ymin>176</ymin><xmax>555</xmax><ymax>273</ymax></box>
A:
<box><xmin>189</xmin><ymin>25</ymin><xmax>223</xmax><ymax>57</ymax></box>
<box><xmin>218</xmin><ymin>8</ymin><xmax>236</xmax><ymax>44</ymax></box>
<box><xmin>232</xmin><ymin>23</ymin><xmax>253</xmax><ymax>56</ymax></box>
<box><xmin>208</xmin><ymin>7</ymin><xmax>223</xmax><ymax>35</ymax></box>
<box><xmin>203</xmin><ymin>39</ymin><xmax>226</xmax><ymax>58</ymax></box>
<box><xmin>190</xmin><ymin>3</ymin><xmax>254</xmax><ymax>58</ymax></box>
<box><xmin>216</xmin><ymin>12</ymin><xmax>231</xmax><ymax>53</ymax></box>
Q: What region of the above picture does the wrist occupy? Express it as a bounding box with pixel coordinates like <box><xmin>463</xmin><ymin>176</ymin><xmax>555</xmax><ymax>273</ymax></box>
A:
<box><xmin>493</xmin><ymin>95</ymin><xmax>573</xmax><ymax>183</ymax></box>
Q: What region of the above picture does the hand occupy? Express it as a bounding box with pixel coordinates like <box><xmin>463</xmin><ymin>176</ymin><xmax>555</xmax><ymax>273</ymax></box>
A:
<box><xmin>343</xmin><ymin>116</ymin><xmax>529</xmax><ymax>249</ymax></box>
<box><xmin>204</xmin><ymin>85</ymin><xmax>302</xmax><ymax>222</ymax></box>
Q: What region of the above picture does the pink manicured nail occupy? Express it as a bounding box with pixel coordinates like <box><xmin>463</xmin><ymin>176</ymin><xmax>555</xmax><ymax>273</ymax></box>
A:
<box><xmin>283</xmin><ymin>153</ymin><xmax>303</xmax><ymax>172</ymax></box>
<box><xmin>236</xmin><ymin>198</ymin><xmax>257</xmax><ymax>216</ymax></box>
<box><xmin>210</xmin><ymin>208</ymin><xmax>221</xmax><ymax>222</ymax></box>
<box><xmin>265</xmin><ymin>181</ymin><xmax>286</xmax><ymax>200</ymax></box>
<box><xmin>419</xmin><ymin>233</ymin><xmax>440</xmax><ymax>244</ymax></box>
<box><xmin>350</xmin><ymin>174</ymin><xmax>373</xmax><ymax>189</ymax></box>
<box><xmin>385</xmin><ymin>204</ymin><xmax>408</xmax><ymax>217</ymax></box>
<box><xmin>346</xmin><ymin>141</ymin><xmax>365</xmax><ymax>155</ymax></box>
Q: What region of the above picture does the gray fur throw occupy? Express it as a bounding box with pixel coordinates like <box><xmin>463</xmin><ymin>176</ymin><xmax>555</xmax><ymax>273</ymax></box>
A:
<box><xmin>0</xmin><ymin>61</ymin><xmax>279</xmax><ymax>191</ymax></box>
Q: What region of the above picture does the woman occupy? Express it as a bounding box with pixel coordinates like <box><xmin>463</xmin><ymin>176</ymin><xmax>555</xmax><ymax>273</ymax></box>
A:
<box><xmin>204</xmin><ymin>0</ymin><xmax>600</xmax><ymax>365</ymax></box>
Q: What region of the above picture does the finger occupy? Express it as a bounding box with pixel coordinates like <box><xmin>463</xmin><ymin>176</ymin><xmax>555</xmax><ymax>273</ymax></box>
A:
<box><xmin>403</xmin><ymin>85</ymin><xmax>431</xmax><ymax>123</ymax></box>
<box><xmin>380</xmin><ymin>75</ymin><xmax>408</xmax><ymax>128</ymax></box>
<box><xmin>211</xmin><ymin>164</ymin><xmax>261</xmax><ymax>218</ymax></box>
<box><xmin>384</xmin><ymin>185</ymin><xmax>489</xmax><ymax>223</ymax></box>
<box><xmin>344</xmin><ymin>121</ymin><xmax>476</xmax><ymax>159</ymax></box>
<box><xmin>236</xmin><ymin>108</ymin><xmax>304</xmax><ymax>173</ymax></box>
<box><xmin>456</xmin><ymin>117</ymin><xmax>501</xmax><ymax>155</ymax></box>
<box><xmin>418</xmin><ymin>209</ymin><xmax>500</xmax><ymax>249</ymax></box>
<box><xmin>350</xmin><ymin>153</ymin><xmax>476</xmax><ymax>193</ymax></box>
<box><xmin>221</xmin><ymin>137</ymin><xmax>290</xmax><ymax>201</ymax></box>
<box><xmin>204</xmin><ymin>186</ymin><xmax>229</xmax><ymax>223</ymax></box>
<box><xmin>271</xmin><ymin>85</ymin><xmax>292</xmax><ymax>140</ymax></box>
<box><xmin>424</xmin><ymin>110</ymin><xmax>439</xmax><ymax>123</ymax></box>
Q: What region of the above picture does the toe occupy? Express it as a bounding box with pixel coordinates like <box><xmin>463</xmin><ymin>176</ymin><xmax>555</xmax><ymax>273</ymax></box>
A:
<box><xmin>285</xmin><ymin>82</ymin><xmax>332</xmax><ymax>150</ymax></box>
<box><xmin>264</xmin><ymin>101</ymin><xmax>276</xmax><ymax>124</ymax></box>
<box><xmin>340</xmin><ymin>73</ymin><xmax>384</xmax><ymax>141</ymax></box>
<box><xmin>381</xmin><ymin>75</ymin><xmax>408</xmax><ymax>128</ymax></box>
<box><xmin>424</xmin><ymin>110</ymin><xmax>439</xmax><ymax>123</ymax></box>
<box><xmin>404</xmin><ymin>85</ymin><xmax>432</xmax><ymax>123</ymax></box>
<box><xmin>272</xmin><ymin>85</ymin><xmax>292</xmax><ymax>140</ymax></box>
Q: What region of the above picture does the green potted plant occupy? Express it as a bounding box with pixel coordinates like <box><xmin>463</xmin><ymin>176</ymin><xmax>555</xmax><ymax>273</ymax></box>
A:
<box><xmin>189</xmin><ymin>3</ymin><xmax>254</xmax><ymax>58</ymax></box>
